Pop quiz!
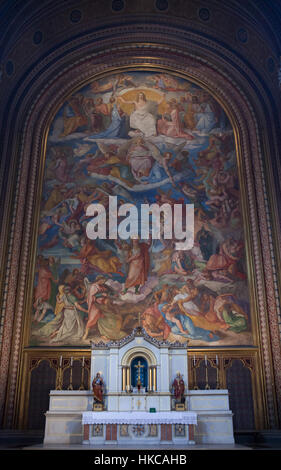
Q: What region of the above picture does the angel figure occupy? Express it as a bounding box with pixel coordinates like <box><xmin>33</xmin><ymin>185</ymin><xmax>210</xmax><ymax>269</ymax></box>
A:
<box><xmin>57</xmin><ymin>219</ymin><xmax>82</xmax><ymax>250</ymax></box>
<box><xmin>156</xmin><ymin>141</ymin><xmax>189</xmax><ymax>180</ymax></box>
<box><xmin>87</xmin><ymin>141</ymin><xmax>135</xmax><ymax>186</ymax></box>
<box><xmin>151</xmin><ymin>141</ymin><xmax>194</xmax><ymax>187</ymax></box>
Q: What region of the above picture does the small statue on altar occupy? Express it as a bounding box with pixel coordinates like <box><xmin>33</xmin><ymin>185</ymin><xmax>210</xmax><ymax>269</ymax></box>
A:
<box><xmin>137</xmin><ymin>376</ymin><xmax>142</xmax><ymax>392</ymax></box>
<box><xmin>92</xmin><ymin>372</ymin><xmax>104</xmax><ymax>409</ymax></box>
<box><xmin>172</xmin><ymin>372</ymin><xmax>185</xmax><ymax>409</ymax></box>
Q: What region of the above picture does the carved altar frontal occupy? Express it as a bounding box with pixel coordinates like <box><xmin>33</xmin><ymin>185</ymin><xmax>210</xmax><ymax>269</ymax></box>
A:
<box><xmin>82</xmin><ymin>411</ymin><xmax>197</xmax><ymax>445</ymax></box>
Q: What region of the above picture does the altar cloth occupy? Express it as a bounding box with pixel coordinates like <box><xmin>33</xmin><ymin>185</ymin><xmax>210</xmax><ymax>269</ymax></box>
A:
<box><xmin>82</xmin><ymin>411</ymin><xmax>197</xmax><ymax>425</ymax></box>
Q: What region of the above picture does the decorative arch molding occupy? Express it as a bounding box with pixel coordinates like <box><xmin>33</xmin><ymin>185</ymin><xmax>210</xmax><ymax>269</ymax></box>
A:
<box><xmin>121</xmin><ymin>347</ymin><xmax>157</xmax><ymax>368</ymax></box>
<box><xmin>0</xmin><ymin>24</ymin><xmax>280</xmax><ymax>429</ymax></box>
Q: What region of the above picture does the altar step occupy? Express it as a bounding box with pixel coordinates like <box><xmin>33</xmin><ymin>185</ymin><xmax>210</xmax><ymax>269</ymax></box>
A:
<box><xmin>1</xmin><ymin>429</ymin><xmax>280</xmax><ymax>450</ymax></box>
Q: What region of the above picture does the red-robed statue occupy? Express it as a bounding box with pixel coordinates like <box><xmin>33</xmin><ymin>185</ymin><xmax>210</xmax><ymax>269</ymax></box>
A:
<box><xmin>92</xmin><ymin>372</ymin><xmax>104</xmax><ymax>404</ymax></box>
<box><xmin>172</xmin><ymin>372</ymin><xmax>185</xmax><ymax>403</ymax></box>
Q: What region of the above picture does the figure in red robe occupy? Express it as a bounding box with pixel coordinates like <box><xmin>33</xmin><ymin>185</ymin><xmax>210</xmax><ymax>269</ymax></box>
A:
<box><xmin>172</xmin><ymin>372</ymin><xmax>185</xmax><ymax>403</ymax></box>
<box><xmin>122</xmin><ymin>238</ymin><xmax>151</xmax><ymax>295</ymax></box>
<box><xmin>92</xmin><ymin>372</ymin><xmax>104</xmax><ymax>404</ymax></box>
<box><xmin>157</xmin><ymin>100</ymin><xmax>194</xmax><ymax>139</ymax></box>
<box><xmin>83</xmin><ymin>276</ymin><xmax>108</xmax><ymax>340</ymax></box>
<box><xmin>34</xmin><ymin>257</ymin><xmax>53</xmax><ymax>305</ymax></box>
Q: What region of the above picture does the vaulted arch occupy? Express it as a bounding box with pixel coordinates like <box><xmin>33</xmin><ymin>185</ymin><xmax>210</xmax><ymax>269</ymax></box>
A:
<box><xmin>0</xmin><ymin>5</ymin><xmax>280</xmax><ymax>433</ymax></box>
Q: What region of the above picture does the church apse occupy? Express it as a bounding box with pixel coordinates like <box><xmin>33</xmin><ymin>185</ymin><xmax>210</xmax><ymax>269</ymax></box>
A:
<box><xmin>29</xmin><ymin>70</ymin><xmax>252</xmax><ymax>348</ymax></box>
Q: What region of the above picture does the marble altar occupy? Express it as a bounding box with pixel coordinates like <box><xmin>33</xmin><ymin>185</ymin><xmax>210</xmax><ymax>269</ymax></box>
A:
<box><xmin>43</xmin><ymin>327</ymin><xmax>235</xmax><ymax>446</ymax></box>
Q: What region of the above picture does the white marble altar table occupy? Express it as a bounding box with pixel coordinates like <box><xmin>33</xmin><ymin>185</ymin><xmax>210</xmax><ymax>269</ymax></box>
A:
<box><xmin>82</xmin><ymin>411</ymin><xmax>197</xmax><ymax>425</ymax></box>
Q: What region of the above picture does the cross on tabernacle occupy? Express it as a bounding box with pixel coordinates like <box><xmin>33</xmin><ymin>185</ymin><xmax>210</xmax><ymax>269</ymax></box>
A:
<box><xmin>134</xmin><ymin>360</ymin><xmax>144</xmax><ymax>383</ymax></box>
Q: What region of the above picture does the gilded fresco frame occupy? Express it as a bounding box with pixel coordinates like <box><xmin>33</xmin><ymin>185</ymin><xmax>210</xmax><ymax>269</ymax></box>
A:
<box><xmin>1</xmin><ymin>38</ymin><xmax>280</xmax><ymax>431</ymax></box>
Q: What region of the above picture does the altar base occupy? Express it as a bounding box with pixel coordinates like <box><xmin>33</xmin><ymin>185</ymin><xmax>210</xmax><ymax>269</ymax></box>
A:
<box><xmin>43</xmin><ymin>327</ymin><xmax>234</xmax><ymax>446</ymax></box>
<box><xmin>43</xmin><ymin>389</ymin><xmax>234</xmax><ymax>445</ymax></box>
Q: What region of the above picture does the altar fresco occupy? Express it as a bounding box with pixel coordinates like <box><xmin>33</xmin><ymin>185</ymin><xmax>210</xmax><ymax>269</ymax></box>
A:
<box><xmin>30</xmin><ymin>71</ymin><xmax>252</xmax><ymax>347</ymax></box>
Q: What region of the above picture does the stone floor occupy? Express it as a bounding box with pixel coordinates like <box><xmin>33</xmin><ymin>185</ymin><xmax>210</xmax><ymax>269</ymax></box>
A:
<box><xmin>0</xmin><ymin>430</ymin><xmax>281</xmax><ymax>451</ymax></box>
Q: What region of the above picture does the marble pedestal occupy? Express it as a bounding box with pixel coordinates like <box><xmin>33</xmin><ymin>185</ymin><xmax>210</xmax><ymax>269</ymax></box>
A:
<box><xmin>188</xmin><ymin>390</ymin><xmax>235</xmax><ymax>445</ymax></box>
<box><xmin>43</xmin><ymin>391</ymin><xmax>92</xmax><ymax>445</ymax></box>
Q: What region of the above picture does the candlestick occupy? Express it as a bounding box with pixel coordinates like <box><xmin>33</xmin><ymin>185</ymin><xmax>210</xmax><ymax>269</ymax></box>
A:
<box><xmin>192</xmin><ymin>357</ymin><xmax>198</xmax><ymax>390</ymax></box>
<box><xmin>79</xmin><ymin>357</ymin><xmax>85</xmax><ymax>390</ymax></box>
<box><xmin>216</xmin><ymin>356</ymin><xmax>220</xmax><ymax>389</ymax></box>
<box><xmin>56</xmin><ymin>355</ymin><xmax>63</xmax><ymax>390</ymax></box>
<box><xmin>205</xmin><ymin>356</ymin><xmax>210</xmax><ymax>390</ymax></box>
<box><xmin>68</xmin><ymin>358</ymin><xmax>74</xmax><ymax>390</ymax></box>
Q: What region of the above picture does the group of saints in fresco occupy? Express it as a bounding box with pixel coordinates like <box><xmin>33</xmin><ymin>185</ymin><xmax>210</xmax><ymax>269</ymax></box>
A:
<box><xmin>30</xmin><ymin>71</ymin><xmax>252</xmax><ymax>347</ymax></box>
